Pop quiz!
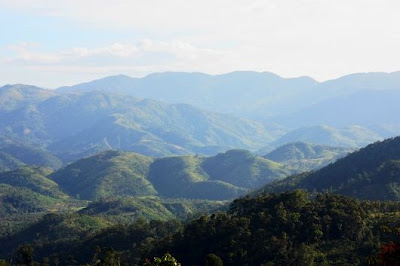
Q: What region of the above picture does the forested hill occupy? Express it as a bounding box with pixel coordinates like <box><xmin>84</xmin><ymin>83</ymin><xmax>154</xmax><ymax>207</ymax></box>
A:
<box><xmin>264</xmin><ymin>141</ymin><xmax>352</xmax><ymax>170</ymax></box>
<box><xmin>50</xmin><ymin>149</ymin><xmax>292</xmax><ymax>201</ymax></box>
<box><xmin>3</xmin><ymin>190</ymin><xmax>399</xmax><ymax>265</ymax></box>
<box><xmin>262</xmin><ymin>136</ymin><xmax>400</xmax><ymax>200</ymax></box>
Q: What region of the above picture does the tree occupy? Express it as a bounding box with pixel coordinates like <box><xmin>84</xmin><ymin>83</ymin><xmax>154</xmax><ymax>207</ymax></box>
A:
<box><xmin>144</xmin><ymin>253</ymin><xmax>181</xmax><ymax>266</ymax></box>
<box><xmin>13</xmin><ymin>244</ymin><xmax>34</xmax><ymax>266</ymax></box>
<box><xmin>204</xmin><ymin>253</ymin><xmax>223</xmax><ymax>266</ymax></box>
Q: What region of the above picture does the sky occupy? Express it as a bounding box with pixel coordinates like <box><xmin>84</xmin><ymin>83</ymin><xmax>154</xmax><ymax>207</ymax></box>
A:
<box><xmin>1</xmin><ymin>0</ymin><xmax>400</xmax><ymax>88</ymax></box>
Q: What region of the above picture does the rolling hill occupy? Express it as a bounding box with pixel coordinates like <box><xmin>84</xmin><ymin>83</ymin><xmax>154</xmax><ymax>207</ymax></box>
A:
<box><xmin>50</xmin><ymin>149</ymin><xmax>292</xmax><ymax>201</ymax></box>
<box><xmin>51</xmin><ymin>151</ymin><xmax>156</xmax><ymax>200</ymax></box>
<box><xmin>263</xmin><ymin>142</ymin><xmax>353</xmax><ymax>171</ymax></box>
<box><xmin>0</xmin><ymin>166</ymin><xmax>67</xmax><ymax>198</ymax></box>
<box><xmin>262</xmin><ymin>136</ymin><xmax>400</xmax><ymax>200</ymax></box>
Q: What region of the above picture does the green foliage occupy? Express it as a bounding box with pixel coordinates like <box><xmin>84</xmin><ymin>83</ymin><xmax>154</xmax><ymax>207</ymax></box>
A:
<box><xmin>80</xmin><ymin>197</ymin><xmax>176</xmax><ymax>222</ymax></box>
<box><xmin>0</xmin><ymin>151</ymin><xmax>24</xmax><ymax>172</ymax></box>
<box><xmin>48</xmin><ymin>149</ymin><xmax>290</xmax><ymax>201</ymax></box>
<box><xmin>0</xmin><ymin>166</ymin><xmax>67</xmax><ymax>198</ymax></box>
<box><xmin>202</xmin><ymin>149</ymin><xmax>290</xmax><ymax>188</ymax></box>
<box><xmin>0</xmin><ymin>184</ymin><xmax>60</xmax><ymax>216</ymax></box>
<box><xmin>51</xmin><ymin>150</ymin><xmax>156</xmax><ymax>200</ymax></box>
<box><xmin>12</xmin><ymin>244</ymin><xmax>35</xmax><ymax>266</ymax></box>
<box><xmin>148</xmin><ymin>150</ymin><xmax>290</xmax><ymax>200</ymax></box>
<box><xmin>144</xmin><ymin>253</ymin><xmax>181</xmax><ymax>266</ymax></box>
<box><xmin>204</xmin><ymin>253</ymin><xmax>223</xmax><ymax>266</ymax></box>
<box><xmin>2</xmin><ymin>190</ymin><xmax>400</xmax><ymax>265</ymax></box>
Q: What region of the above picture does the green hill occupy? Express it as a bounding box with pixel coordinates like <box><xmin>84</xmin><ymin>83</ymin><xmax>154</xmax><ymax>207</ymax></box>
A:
<box><xmin>51</xmin><ymin>150</ymin><xmax>156</xmax><ymax>200</ymax></box>
<box><xmin>264</xmin><ymin>142</ymin><xmax>353</xmax><ymax>171</ymax></box>
<box><xmin>79</xmin><ymin>197</ymin><xmax>176</xmax><ymax>222</ymax></box>
<box><xmin>6</xmin><ymin>190</ymin><xmax>400</xmax><ymax>265</ymax></box>
<box><xmin>0</xmin><ymin>151</ymin><xmax>24</xmax><ymax>172</ymax></box>
<box><xmin>148</xmin><ymin>150</ymin><xmax>290</xmax><ymax>199</ymax></box>
<box><xmin>50</xmin><ymin>149</ymin><xmax>291</xmax><ymax>201</ymax></box>
<box><xmin>0</xmin><ymin>166</ymin><xmax>67</xmax><ymax>198</ymax></box>
<box><xmin>202</xmin><ymin>149</ymin><xmax>290</xmax><ymax>188</ymax></box>
<box><xmin>262</xmin><ymin>136</ymin><xmax>400</xmax><ymax>200</ymax></box>
<box><xmin>0</xmin><ymin>184</ymin><xmax>61</xmax><ymax>217</ymax></box>
<box><xmin>79</xmin><ymin>196</ymin><xmax>225</xmax><ymax>222</ymax></box>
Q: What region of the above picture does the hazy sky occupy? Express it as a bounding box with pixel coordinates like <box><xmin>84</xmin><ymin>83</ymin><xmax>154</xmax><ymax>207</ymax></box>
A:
<box><xmin>1</xmin><ymin>0</ymin><xmax>400</xmax><ymax>88</ymax></box>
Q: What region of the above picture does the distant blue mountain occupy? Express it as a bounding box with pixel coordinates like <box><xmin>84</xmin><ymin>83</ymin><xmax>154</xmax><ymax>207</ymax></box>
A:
<box><xmin>58</xmin><ymin>71</ymin><xmax>400</xmax><ymax>121</ymax></box>
<box><xmin>58</xmin><ymin>71</ymin><xmax>319</xmax><ymax>118</ymax></box>
<box><xmin>272</xmin><ymin>90</ymin><xmax>400</xmax><ymax>129</ymax></box>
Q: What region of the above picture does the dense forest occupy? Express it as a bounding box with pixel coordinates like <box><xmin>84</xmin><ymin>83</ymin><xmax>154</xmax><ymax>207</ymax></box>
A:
<box><xmin>1</xmin><ymin>190</ymin><xmax>400</xmax><ymax>265</ymax></box>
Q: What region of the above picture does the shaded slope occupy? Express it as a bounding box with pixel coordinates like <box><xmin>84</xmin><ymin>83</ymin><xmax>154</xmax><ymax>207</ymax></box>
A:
<box><xmin>0</xmin><ymin>184</ymin><xmax>61</xmax><ymax>217</ymax></box>
<box><xmin>263</xmin><ymin>136</ymin><xmax>400</xmax><ymax>200</ymax></box>
<box><xmin>148</xmin><ymin>150</ymin><xmax>291</xmax><ymax>199</ymax></box>
<box><xmin>0</xmin><ymin>143</ymin><xmax>62</xmax><ymax>169</ymax></box>
<box><xmin>148</xmin><ymin>155</ymin><xmax>247</xmax><ymax>200</ymax></box>
<box><xmin>0</xmin><ymin>166</ymin><xmax>66</xmax><ymax>198</ymax></box>
<box><xmin>51</xmin><ymin>149</ymin><xmax>291</xmax><ymax>201</ymax></box>
<box><xmin>202</xmin><ymin>149</ymin><xmax>290</xmax><ymax>188</ymax></box>
<box><xmin>51</xmin><ymin>150</ymin><xmax>156</xmax><ymax>200</ymax></box>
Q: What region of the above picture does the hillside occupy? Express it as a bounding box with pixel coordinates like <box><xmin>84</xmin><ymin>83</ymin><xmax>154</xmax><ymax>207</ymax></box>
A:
<box><xmin>0</xmin><ymin>143</ymin><xmax>62</xmax><ymax>169</ymax></box>
<box><xmin>80</xmin><ymin>197</ymin><xmax>225</xmax><ymax>223</ymax></box>
<box><xmin>263</xmin><ymin>136</ymin><xmax>400</xmax><ymax>200</ymax></box>
<box><xmin>50</xmin><ymin>149</ymin><xmax>292</xmax><ymax>201</ymax></box>
<box><xmin>0</xmin><ymin>184</ymin><xmax>61</xmax><ymax>217</ymax></box>
<box><xmin>0</xmin><ymin>166</ymin><xmax>67</xmax><ymax>198</ymax></box>
<box><xmin>4</xmin><ymin>190</ymin><xmax>400</xmax><ymax>265</ymax></box>
<box><xmin>0</xmin><ymin>85</ymin><xmax>277</xmax><ymax>160</ymax></box>
<box><xmin>0</xmin><ymin>151</ymin><xmax>24</xmax><ymax>172</ymax></box>
<box><xmin>264</xmin><ymin>142</ymin><xmax>353</xmax><ymax>170</ymax></box>
<box><xmin>202</xmin><ymin>149</ymin><xmax>288</xmax><ymax>188</ymax></box>
<box><xmin>51</xmin><ymin>151</ymin><xmax>156</xmax><ymax>200</ymax></box>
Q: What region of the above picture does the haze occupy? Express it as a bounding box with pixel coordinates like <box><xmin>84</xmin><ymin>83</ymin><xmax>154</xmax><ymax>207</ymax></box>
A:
<box><xmin>1</xmin><ymin>0</ymin><xmax>400</xmax><ymax>87</ymax></box>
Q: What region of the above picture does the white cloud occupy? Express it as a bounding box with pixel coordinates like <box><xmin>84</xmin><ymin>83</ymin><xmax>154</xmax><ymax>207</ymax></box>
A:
<box><xmin>1</xmin><ymin>0</ymin><xmax>400</xmax><ymax>86</ymax></box>
<box><xmin>1</xmin><ymin>39</ymin><xmax>232</xmax><ymax>86</ymax></box>
<box><xmin>5</xmin><ymin>40</ymin><xmax>227</xmax><ymax>65</ymax></box>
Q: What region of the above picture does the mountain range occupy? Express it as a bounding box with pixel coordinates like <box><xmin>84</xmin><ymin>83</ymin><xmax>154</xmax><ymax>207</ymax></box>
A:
<box><xmin>1</xmin><ymin>70</ymin><xmax>400</xmax><ymax>161</ymax></box>
<box><xmin>0</xmin><ymin>85</ymin><xmax>279</xmax><ymax>161</ymax></box>
<box><xmin>58</xmin><ymin>71</ymin><xmax>400</xmax><ymax>125</ymax></box>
